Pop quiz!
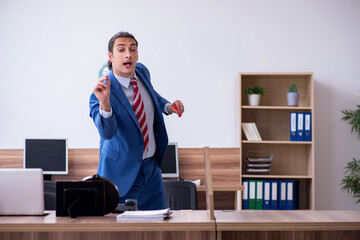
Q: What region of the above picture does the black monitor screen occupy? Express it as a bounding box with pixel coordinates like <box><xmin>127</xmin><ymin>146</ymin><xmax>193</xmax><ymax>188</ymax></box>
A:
<box><xmin>24</xmin><ymin>139</ymin><xmax>68</xmax><ymax>175</ymax></box>
<box><xmin>161</xmin><ymin>143</ymin><xmax>179</xmax><ymax>178</ymax></box>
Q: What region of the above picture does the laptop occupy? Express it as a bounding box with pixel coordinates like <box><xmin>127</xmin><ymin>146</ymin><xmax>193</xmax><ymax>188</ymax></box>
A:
<box><xmin>0</xmin><ymin>168</ymin><xmax>45</xmax><ymax>215</ymax></box>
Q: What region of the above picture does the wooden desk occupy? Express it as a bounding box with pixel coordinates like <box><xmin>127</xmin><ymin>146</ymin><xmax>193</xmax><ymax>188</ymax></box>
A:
<box><xmin>215</xmin><ymin>210</ymin><xmax>360</xmax><ymax>240</ymax></box>
<box><xmin>0</xmin><ymin>210</ymin><xmax>215</xmax><ymax>240</ymax></box>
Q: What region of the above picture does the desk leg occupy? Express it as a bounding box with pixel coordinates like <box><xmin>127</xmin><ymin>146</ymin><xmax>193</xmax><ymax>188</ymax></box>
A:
<box><xmin>217</xmin><ymin>230</ymin><xmax>222</xmax><ymax>240</ymax></box>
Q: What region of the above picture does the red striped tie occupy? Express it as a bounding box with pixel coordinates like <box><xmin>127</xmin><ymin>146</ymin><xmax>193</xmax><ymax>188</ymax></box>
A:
<box><xmin>130</xmin><ymin>77</ymin><xmax>149</xmax><ymax>151</ymax></box>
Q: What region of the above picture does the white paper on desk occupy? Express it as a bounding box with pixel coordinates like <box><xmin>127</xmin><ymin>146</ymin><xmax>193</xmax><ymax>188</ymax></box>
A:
<box><xmin>116</xmin><ymin>208</ymin><xmax>170</xmax><ymax>221</ymax></box>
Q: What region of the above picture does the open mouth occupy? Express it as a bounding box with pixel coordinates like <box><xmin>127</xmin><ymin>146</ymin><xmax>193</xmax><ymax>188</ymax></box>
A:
<box><xmin>123</xmin><ymin>61</ymin><xmax>132</xmax><ymax>67</ymax></box>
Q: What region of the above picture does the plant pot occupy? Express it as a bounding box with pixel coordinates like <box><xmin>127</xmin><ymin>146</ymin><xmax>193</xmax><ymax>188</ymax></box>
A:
<box><xmin>248</xmin><ymin>94</ymin><xmax>261</xmax><ymax>106</ymax></box>
<box><xmin>287</xmin><ymin>92</ymin><xmax>299</xmax><ymax>106</ymax></box>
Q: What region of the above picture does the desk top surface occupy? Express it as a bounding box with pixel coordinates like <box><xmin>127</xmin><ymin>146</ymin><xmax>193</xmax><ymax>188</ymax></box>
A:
<box><xmin>0</xmin><ymin>210</ymin><xmax>215</xmax><ymax>232</ymax></box>
<box><xmin>214</xmin><ymin>210</ymin><xmax>360</xmax><ymax>231</ymax></box>
<box><xmin>197</xmin><ymin>184</ymin><xmax>243</xmax><ymax>192</ymax></box>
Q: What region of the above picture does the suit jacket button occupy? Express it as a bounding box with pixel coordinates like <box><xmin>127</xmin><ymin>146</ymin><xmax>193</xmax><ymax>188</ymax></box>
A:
<box><xmin>138</xmin><ymin>159</ymin><xmax>142</xmax><ymax>162</ymax></box>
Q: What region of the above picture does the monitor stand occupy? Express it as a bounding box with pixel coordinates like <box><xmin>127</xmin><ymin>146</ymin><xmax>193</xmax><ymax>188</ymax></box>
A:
<box><xmin>44</xmin><ymin>174</ymin><xmax>52</xmax><ymax>181</ymax></box>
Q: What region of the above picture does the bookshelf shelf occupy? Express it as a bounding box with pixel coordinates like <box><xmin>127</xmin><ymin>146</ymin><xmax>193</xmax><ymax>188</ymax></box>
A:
<box><xmin>242</xmin><ymin>106</ymin><xmax>312</xmax><ymax>110</ymax></box>
<box><xmin>242</xmin><ymin>175</ymin><xmax>313</xmax><ymax>179</ymax></box>
<box><xmin>242</xmin><ymin>140</ymin><xmax>312</xmax><ymax>144</ymax></box>
<box><xmin>239</xmin><ymin>72</ymin><xmax>314</xmax><ymax>210</ymax></box>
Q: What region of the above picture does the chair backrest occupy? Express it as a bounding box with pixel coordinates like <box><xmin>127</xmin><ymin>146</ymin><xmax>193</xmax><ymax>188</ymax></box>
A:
<box><xmin>163</xmin><ymin>180</ymin><xmax>197</xmax><ymax>210</ymax></box>
<box><xmin>44</xmin><ymin>180</ymin><xmax>56</xmax><ymax>210</ymax></box>
<box><xmin>203</xmin><ymin>146</ymin><xmax>214</xmax><ymax>220</ymax></box>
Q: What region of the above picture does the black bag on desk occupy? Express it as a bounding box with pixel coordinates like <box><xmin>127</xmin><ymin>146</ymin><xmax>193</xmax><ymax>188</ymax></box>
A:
<box><xmin>56</xmin><ymin>175</ymin><xmax>119</xmax><ymax>218</ymax></box>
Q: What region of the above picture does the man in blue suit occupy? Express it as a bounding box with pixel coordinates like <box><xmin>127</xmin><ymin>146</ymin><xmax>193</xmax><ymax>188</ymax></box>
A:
<box><xmin>89</xmin><ymin>32</ymin><xmax>184</xmax><ymax>210</ymax></box>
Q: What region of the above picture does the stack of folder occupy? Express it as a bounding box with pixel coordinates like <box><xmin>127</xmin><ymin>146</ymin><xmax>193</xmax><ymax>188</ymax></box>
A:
<box><xmin>242</xmin><ymin>122</ymin><xmax>262</xmax><ymax>141</ymax></box>
<box><xmin>290</xmin><ymin>112</ymin><xmax>312</xmax><ymax>141</ymax></box>
<box><xmin>116</xmin><ymin>208</ymin><xmax>171</xmax><ymax>221</ymax></box>
<box><xmin>242</xmin><ymin>179</ymin><xmax>299</xmax><ymax>210</ymax></box>
<box><xmin>243</xmin><ymin>151</ymin><xmax>273</xmax><ymax>174</ymax></box>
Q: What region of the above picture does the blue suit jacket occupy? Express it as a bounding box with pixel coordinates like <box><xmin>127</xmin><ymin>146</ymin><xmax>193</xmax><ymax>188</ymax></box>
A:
<box><xmin>89</xmin><ymin>63</ymin><xmax>169</xmax><ymax>197</ymax></box>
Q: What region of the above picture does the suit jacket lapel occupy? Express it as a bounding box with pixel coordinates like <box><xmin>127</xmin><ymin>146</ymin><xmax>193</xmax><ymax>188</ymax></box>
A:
<box><xmin>108</xmin><ymin>71</ymin><xmax>139</xmax><ymax>128</ymax></box>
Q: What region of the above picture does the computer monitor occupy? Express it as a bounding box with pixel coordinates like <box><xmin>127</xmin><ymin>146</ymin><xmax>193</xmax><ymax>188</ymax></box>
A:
<box><xmin>24</xmin><ymin>139</ymin><xmax>68</xmax><ymax>178</ymax></box>
<box><xmin>161</xmin><ymin>142</ymin><xmax>179</xmax><ymax>178</ymax></box>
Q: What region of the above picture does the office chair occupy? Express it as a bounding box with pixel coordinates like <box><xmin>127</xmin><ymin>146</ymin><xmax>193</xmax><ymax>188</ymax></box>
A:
<box><xmin>163</xmin><ymin>180</ymin><xmax>197</xmax><ymax>210</ymax></box>
<box><xmin>44</xmin><ymin>180</ymin><xmax>56</xmax><ymax>210</ymax></box>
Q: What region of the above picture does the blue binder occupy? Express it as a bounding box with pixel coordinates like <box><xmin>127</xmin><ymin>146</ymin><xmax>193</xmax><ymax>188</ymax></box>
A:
<box><xmin>297</xmin><ymin>112</ymin><xmax>304</xmax><ymax>141</ymax></box>
<box><xmin>278</xmin><ymin>180</ymin><xmax>287</xmax><ymax>210</ymax></box>
<box><xmin>290</xmin><ymin>112</ymin><xmax>297</xmax><ymax>141</ymax></box>
<box><xmin>263</xmin><ymin>180</ymin><xmax>271</xmax><ymax>210</ymax></box>
<box><xmin>286</xmin><ymin>180</ymin><xmax>299</xmax><ymax>210</ymax></box>
<box><xmin>242</xmin><ymin>180</ymin><xmax>249</xmax><ymax>209</ymax></box>
<box><xmin>270</xmin><ymin>180</ymin><xmax>278</xmax><ymax>210</ymax></box>
<box><xmin>304</xmin><ymin>112</ymin><xmax>312</xmax><ymax>141</ymax></box>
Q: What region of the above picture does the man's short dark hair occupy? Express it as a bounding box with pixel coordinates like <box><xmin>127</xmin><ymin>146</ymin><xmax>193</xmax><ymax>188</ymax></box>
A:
<box><xmin>107</xmin><ymin>31</ymin><xmax>138</xmax><ymax>70</ymax></box>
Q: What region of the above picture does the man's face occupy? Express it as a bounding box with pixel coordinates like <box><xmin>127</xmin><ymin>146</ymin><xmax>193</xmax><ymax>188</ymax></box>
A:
<box><xmin>108</xmin><ymin>37</ymin><xmax>138</xmax><ymax>78</ymax></box>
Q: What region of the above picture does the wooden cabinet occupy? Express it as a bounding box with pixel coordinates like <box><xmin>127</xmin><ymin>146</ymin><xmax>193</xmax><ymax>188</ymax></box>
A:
<box><xmin>239</xmin><ymin>73</ymin><xmax>315</xmax><ymax>210</ymax></box>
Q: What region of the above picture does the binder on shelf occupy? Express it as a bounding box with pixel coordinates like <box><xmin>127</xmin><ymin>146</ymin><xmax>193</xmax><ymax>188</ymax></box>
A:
<box><xmin>247</xmin><ymin>123</ymin><xmax>257</xmax><ymax>141</ymax></box>
<box><xmin>290</xmin><ymin>112</ymin><xmax>297</xmax><ymax>141</ymax></box>
<box><xmin>255</xmin><ymin>180</ymin><xmax>263</xmax><ymax>210</ymax></box>
<box><xmin>270</xmin><ymin>180</ymin><xmax>278</xmax><ymax>210</ymax></box>
<box><xmin>297</xmin><ymin>112</ymin><xmax>304</xmax><ymax>141</ymax></box>
<box><xmin>242</xmin><ymin>180</ymin><xmax>249</xmax><ymax>209</ymax></box>
<box><xmin>263</xmin><ymin>180</ymin><xmax>271</xmax><ymax>210</ymax></box>
<box><xmin>286</xmin><ymin>180</ymin><xmax>299</xmax><ymax>210</ymax></box>
<box><xmin>247</xmin><ymin>123</ymin><xmax>260</xmax><ymax>141</ymax></box>
<box><xmin>249</xmin><ymin>180</ymin><xmax>256</xmax><ymax>209</ymax></box>
<box><xmin>304</xmin><ymin>112</ymin><xmax>312</xmax><ymax>141</ymax></box>
<box><xmin>241</xmin><ymin>123</ymin><xmax>252</xmax><ymax>141</ymax></box>
<box><xmin>251</xmin><ymin>123</ymin><xmax>262</xmax><ymax>141</ymax></box>
<box><xmin>279</xmin><ymin>180</ymin><xmax>287</xmax><ymax>210</ymax></box>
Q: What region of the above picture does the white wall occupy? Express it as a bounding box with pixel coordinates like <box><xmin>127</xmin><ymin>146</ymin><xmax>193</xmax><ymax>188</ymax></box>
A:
<box><xmin>1</xmin><ymin>0</ymin><xmax>359</xmax><ymax>210</ymax></box>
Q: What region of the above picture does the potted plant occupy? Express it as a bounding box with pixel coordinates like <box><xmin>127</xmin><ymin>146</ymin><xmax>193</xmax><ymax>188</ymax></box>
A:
<box><xmin>245</xmin><ymin>85</ymin><xmax>265</xmax><ymax>106</ymax></box>
<box><xmin>287</xmin><ymin>84</ymin><xmax>299</xmax><ymax>106</ymax></box>
<box><xmin>341</xmin><ymin>103</ymin><xmax>360</xmax><ymax>204</ymax></box>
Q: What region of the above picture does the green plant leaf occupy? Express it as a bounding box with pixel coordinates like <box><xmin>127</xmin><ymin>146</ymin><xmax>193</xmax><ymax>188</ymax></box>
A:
<box><xmin>341</xmin><ymin>105</ymin><xmax>360</xmax><ymax>139</ymax></box>
<box><xmin>289</xmin><ymin>84</ymin><xmax>297</xmax><ymax>93</ymax></box>
<box><xmin>341</xmin><ymin>158</ymin><xmax>360</xmax><ymax>204</ymax></box>
<box><xmin>245</xmin><ymin>85</ymin><xmax>265</xmax><ymax>95</ymax></box>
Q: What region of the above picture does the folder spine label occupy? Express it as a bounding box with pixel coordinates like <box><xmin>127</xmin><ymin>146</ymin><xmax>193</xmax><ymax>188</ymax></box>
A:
<box><xmin>290</xmin><ymin>112</ymin><xmax>297</xmax><ymax>141</ymax></box>
<box><xmin>279</xmin><ymin>180</ymin><xmax>287</xmax><ymax>210</ymax></box>
<box><xmin>271</xmin><ymin>180</ymin><xmax>278</xmax><ymax>210</ymax></box>
<box><xmin>242</xmin><ymin>180</ymin><xmax>249</xmax><ymax>209</ymax></box>
<box><xmin>263</xmin><ymin>181</ymin><xmax>271</xmax><ymax>210</ymax></box>
<box><xmin>297</xmin><ymin>112</ymin><xmax>304</xmax><ymax>141</ymax></box>
<box><xmin>249</xmin><ymin>180</ymin><xmax>256</xmax><ymax>209</ymax></box>
<box><xmin>255</xmin><ymin>180</ymin><xmax>263</xmax><ymax>210</ymax></box>
<box><xmin>304</xmin><ymin>112</ymin><xmax>312</xmax><ymax>141</ymax></box>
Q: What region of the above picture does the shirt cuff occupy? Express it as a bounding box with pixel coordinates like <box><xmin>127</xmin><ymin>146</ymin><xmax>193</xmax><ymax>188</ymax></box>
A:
<box><xmin>164</xmin><ymin>103</ymin><xmax>171</xmax><ymax>115</ymax></box>
<box><xmin>99</xmin><ymin>107</ymin><xmax>113</xmax><ymax>119</ymax></box>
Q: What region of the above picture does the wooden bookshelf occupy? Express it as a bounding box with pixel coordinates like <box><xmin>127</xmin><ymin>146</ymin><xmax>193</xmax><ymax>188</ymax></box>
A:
<box><xmin>239</xmin><ymin>72</ymin><xmax>314</xmax><ymax>210</ymax></box>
